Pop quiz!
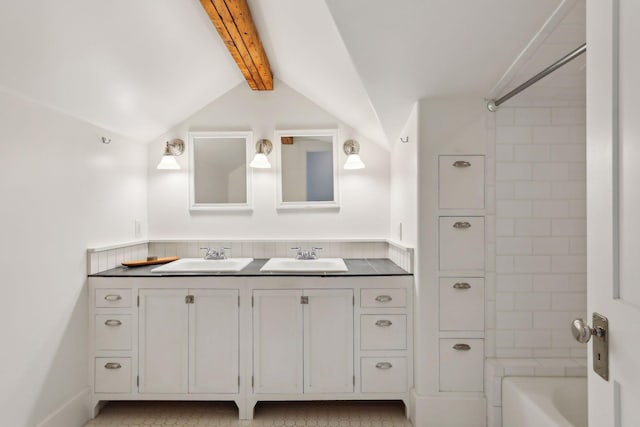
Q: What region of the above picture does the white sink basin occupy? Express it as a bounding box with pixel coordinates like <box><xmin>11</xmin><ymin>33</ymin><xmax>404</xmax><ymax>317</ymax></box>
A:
<box><xmin>260</xmin><ymin>258</ymin><xmax>348</xmax><ymax>272</ymax></box>
<box><xmin>151</xmin><ymin>258</ymin><xmax>253</xmax><ymax>273</ymax></box>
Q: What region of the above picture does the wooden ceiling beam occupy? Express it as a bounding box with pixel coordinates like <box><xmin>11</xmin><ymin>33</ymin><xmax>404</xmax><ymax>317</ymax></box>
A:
<box><xmin>200</xmin><ymin>0</ymin><xmax>273</xmax><ymax>90</ymax></box>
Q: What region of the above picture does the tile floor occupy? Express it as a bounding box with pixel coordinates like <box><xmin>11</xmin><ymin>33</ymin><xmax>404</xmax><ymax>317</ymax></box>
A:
<box><xmin>84</xmin><ymin>401</ymin><xmax>412</xmax><ymax>426</ymax></box>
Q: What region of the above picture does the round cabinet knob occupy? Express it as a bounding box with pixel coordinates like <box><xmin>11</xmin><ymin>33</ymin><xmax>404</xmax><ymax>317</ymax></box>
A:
<box><xmin>571</xmin><ymin>318</ymin><xmax>606</xmax><ymax>343</ymax></box>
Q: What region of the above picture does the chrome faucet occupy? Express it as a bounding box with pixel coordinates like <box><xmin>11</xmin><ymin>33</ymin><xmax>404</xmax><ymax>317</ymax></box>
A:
<box><xmin>200</xmin><ymin>247</ymin><xmax>230</xmax><ymax>260</ymax></box>
<box><xmin>291</xmin><ymin>247</ymin><xmax>322</xmax><ymax>260</ymax></box>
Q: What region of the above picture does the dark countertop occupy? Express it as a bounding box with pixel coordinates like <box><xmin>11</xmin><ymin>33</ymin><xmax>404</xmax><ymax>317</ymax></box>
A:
<box><xmin>90</xmin><ymin>258</ymin><xmax>411</xmax><ymax>278</ymax></box>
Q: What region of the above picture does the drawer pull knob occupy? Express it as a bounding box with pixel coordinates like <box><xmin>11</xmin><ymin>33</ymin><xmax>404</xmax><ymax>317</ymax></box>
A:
<box><xmin>375</xmin><ymin>295</ymin><xmax>393</xmax><ymax>303</ymax></box>
<box><xmin>453</xmin><ymin>221</ymin><xmax>471</xmax><ymax>229</ymax></box>
<box><xmin>453</xmin><ymin>282</ymin><xmax>471</xmax><ymax>290</ymax></box>
<box><xmin>375</xmin><ymin>362</ymin><xmax>393</xmax><ymax>370</ymax></box>
<box><xmin>453</xmin><ymin>160</ymin><xmax>471</xmax><ymax>168</ymax></box>
<box><xmin>104</xmin><ymin>319</ymin><xmax>122</xmax><ymax>326</ymax></box>
<box><xmin>375</xmin><ymin>320</ymin><xmax>393</xmax><ymax>327</ymax></box>
<box><xmin>453</xmin><ymin>343</ymin><xmax>471</xmax><ymax>351</ymax></box>
<box><xmin>104</xmin><ymin>362</ymin><xmax>122</xmax><ymax>369</ymax></box>
<box><xmin>104</xmin><ymin>294</ymin><xmax>122</xmax><ymax>302</ymax></box>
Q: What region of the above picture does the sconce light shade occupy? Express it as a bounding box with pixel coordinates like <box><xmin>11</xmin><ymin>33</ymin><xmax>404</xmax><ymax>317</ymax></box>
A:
<box><xmin>157</xmin><ymin>139</ymin><xmax>185</xmax><ymax>170</ymax></box>
<box><xmin>343</xmin><ymin>139</ymin><xmax>365</xmax><ymax>170</ymax></box>
<box><xmin>250</xmin><ymin>139</ymin><xmax>273</xmax><ymax>169</ymax></box>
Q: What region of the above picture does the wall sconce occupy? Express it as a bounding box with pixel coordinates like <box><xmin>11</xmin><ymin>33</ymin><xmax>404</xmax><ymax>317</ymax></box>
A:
<box><xmin>249</xmin><ymin>139</ymin><xmax>273</xmax><ymax>169</ymax></box>
<box><xmin>157</xmin><ymin>139</ymin><xmax>185</xmax><ymax>170</ymax></box>
<box><xmin>343</xmin><ymin>139</ymin><xmax>365</xmax><ymax>170</ymax></box>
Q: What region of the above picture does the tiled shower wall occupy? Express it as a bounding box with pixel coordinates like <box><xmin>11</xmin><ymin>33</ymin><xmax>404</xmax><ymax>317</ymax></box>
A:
<box><xmin>491</xmin><ymin>105</ymin><xmax>587</xmax><ymax>359</ymax></box>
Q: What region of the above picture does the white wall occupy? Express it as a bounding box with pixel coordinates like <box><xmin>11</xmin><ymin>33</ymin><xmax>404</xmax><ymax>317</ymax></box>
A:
<box><xmin>0</xmin><ymin>89</ymin><xmax>147</xmax><ymax>426</ymax></box>
<box><xmin>493</xmin><ymin>105</ymin><xmax>586</xmax><ymax>358</ymax></box>
<box><xmin>147</xmin><ymin>80</ymin><xmax>390</xmax><ymax>239</ymax></box>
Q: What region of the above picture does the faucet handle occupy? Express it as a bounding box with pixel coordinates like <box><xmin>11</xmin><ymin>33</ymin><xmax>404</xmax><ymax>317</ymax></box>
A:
<box><xmin>220</xmin><ymin>247</ymin><xmax>231</xmax><ymax>258</ymax></box>
<box><xmin>311</xmin><ymin>247</ymin><xmax>323</xmax><ymax>252</ymax></box>
<box><xmin>200</xmin><ymin>247</ymin><xmax>211</xmax><ymax>253</ymax></box>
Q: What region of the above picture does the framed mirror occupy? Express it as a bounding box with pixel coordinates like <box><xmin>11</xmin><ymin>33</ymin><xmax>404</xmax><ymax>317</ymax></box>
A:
<box><xmin>275</xmin><ymin>129</ymin><xmax>340</xmax><ymax>209</ymax></box>
<box><xmin>189</xmin><ymin>131</ymin><xmax>253</xmax><ymax>211</ymax></box>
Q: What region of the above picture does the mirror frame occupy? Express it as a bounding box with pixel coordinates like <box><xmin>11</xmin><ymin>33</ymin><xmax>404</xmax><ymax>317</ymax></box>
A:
<box><xmin>188</xmin><ymin>130</ymin><xmax>254</xmax><ymax>211</ymax></box>
<box><xmin>275</xmin><ymin>129</ymin><xmax>340</xmax><ymax>210</ymax></box>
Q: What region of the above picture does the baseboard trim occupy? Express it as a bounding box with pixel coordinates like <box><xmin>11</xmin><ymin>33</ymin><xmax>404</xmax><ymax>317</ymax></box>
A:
<box><xmin>36</xmin><ymin>387</ymin><xmax>91</xmax><ymax>427</ymax></box>
<box><xmin>410</xmin><ymin>389</ymin><xmax>486</xmax><ymax>427</ymax></box>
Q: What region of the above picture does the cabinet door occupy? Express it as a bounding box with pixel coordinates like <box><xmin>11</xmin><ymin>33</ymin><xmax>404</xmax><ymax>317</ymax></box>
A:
<box><xmin>139</xmin><ymin>289</ymin><xmax>189</xmax><ymax>394</ymax></box>
<box><xmin>189</xmin><ymin>289</ymin><xmax>239</xmax><ymax>393</ymax></box>
<box><xmin>253</xmin><ymin>290</ymin><xmax>303</xmax><ymax>394</ymax></box>
<box><xmin>303</xmin><ymin>289</ymin><xmax>354</xmax><ymax>394</ymax></box>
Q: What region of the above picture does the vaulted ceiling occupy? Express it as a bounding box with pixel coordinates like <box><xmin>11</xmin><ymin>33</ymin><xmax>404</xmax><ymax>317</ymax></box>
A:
<box><xmin>0</xmin><ymin>0</ymin><xmax>568</xmax><ymax>149</ymax></box>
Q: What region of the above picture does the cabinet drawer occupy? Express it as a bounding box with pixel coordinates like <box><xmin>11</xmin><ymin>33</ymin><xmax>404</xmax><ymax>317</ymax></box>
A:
<box><xmin>361</xmin><ymin>357</ymin><xmax>407</xmax><ymax>393</ymax></box>
<box><xmin>439</xmin><ymin>217</ymin><xmax>485</xmax><ymax>271</ymax></box>
<box><xmin>361</xmin><ymin>314</ymin><xmax>407</xmax><ymax>350</ymax></box>
<box><xmin>95</xmin><ymin>315</ymin><xmax>132</xmax><ymax>350</ymax></box>
<box><xmin>361</xmin><ymin>289</ymin><xmax>407</xmax><ymax>308</ymax></box>
<box><xmin>439</xmin><ymin>339</ymin><xmax>483</xmax><ymax>392</ymax></box>
<box><xmin>95</xmin><ymin>289</ymin><xmax>132</xmax><ymax>308</ymax></box>
<box><xmin>95</xmin><ymin>357</ymin><xmax>131</xmax><ymax>393</ymax></box>
<box><xmin>439</xmin><ymin>155</ymin><xmax>485</xmax><ymax>209</ymax></box>
<box><xmin>439</xmin><ymin>278</ymin><xmax>484</xmax><ymax>331</ymax></box>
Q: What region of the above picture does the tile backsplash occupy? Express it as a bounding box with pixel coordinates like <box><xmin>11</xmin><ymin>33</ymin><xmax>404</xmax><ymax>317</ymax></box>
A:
<box><xmin>87</xmin><ymin>239</ymin><xmax>414</xmax><ymax>275</ymax></box>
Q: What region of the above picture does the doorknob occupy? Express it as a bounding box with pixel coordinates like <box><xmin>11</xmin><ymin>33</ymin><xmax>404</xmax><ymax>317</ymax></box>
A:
<box><xmin>571</xmin><ymin>318</ymin><xmax>606</xmax><ymax>343</ymax></box>
<box><xmin>571</xmin><ymin>313</ymin><xmax>609</xmax><ymax>381</ymax></box>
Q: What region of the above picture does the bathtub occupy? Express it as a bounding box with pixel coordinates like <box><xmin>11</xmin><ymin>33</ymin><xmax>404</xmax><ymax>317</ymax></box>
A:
<box><xmin>502</xmin><ymin>377</ymin><xmax>587</xmax><ymax>427</ymax></box>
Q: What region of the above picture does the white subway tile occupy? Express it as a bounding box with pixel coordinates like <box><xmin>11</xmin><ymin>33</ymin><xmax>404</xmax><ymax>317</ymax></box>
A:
<box><xmin>533</xmin><ymin>275</ymin><xmax>569</xmax><ymax>292</ymax></box>
<box><xmin>568</xmin><ymin>163</ymin><xmax>586</xmax><ymax>180</ymax></box>
<box><xmin>569</xmin><ymin>274</ymin><xmax>587</xmax><ymax>291</ymax></box>
<box><xmin>552</xmin><ymin>292</ymin><xmax>587</xmax><ymax>311</ymax></box>
<box><xmin>569</xmin><ymin>199</ymin><xmax>586</xmax><ymax>218</ymax></box>
<box><xmin>532</xmin><ymin>163</ymin><xmax>569</xmax><ymax>181</ymax></box>
<box><xmin>551</xmin><ymin>219</ymin><xmax>586</xmax><ymax>236</ymax></box>
<box><xmin>533</xmin><ymin>126</ymin><xmax>570</xmax><ymax>144</ymax></box>
<box><xmin>533</xmin><ymin>311</ymin><xmax>570</xmax><ymax>329</ymax></box>
<box><xmin>570</xmin><ymin>348</ymin><xmax>588</xmax><ymax>358</ymax></box>
<box><xmin>534</xmin><ymin>348</ymin><xmax>571</xmax><ymax>358</ymax></box>
<box><xmin>533</xmin><ymin>200</ymin><xmax>569</xmax><ymax>218</ymax></box>
<box><xmin>497</xmin><ymin>348</ymin><xmax>534</xmax><ymax>358</ymax></box>
<box><xmin>569</xmin><ymin>126</ymin><xmax>586</xmax><ymax>144</ymax></box>
<box><xmin>496</xmin><ymin>312</ymin><xmax>532</xmax><ymax>329</ymax></box>
<box><xmin>496</xmin><ymin>182</ymin><xmax>515</xmax><ymax>199</ymax></box>
<box><xmin>535</xmin><ymin>366</ymin><xmax>565</xmax><ymax>376</ymax></box>
<box><xmin>495</xmin><ymin>330</ymin><xmax>515</xmax><ymax>347</ymax></box>
<box><xmin>496</xmin><ymin>275</ymin><xmax>533</xmax><ymax>292</ymax></box>
<box><xmin>533</xmin><ymin>237</ymin><xmax>570</xmax><ymax>255</ymax></box>
<box><xmin>552</xmin><ymin>329</ymin><xmax>584</xmax><ymax>348</ymax></box>
<box><xmin>515</xmin><ymin>108</ymin><xmax>552</xmax><ymax>125</ymax></box>
<box><xmin>504</xmin><ymin>365</ymin><xmax>535</xmax><ymax>374</ymax></box>
<box><xmin>515</xmin><ymin>219</ymin><xmax>551</xmax><ymax>236</ymax></box>
<box><xmin>514</xmin><ymin>256</ymin><xmax>551</xmax><ymax>273</ymax></box>
<box><xmin>514</xmin><ymin>145</ymin><xmax>550</xmax><ymax>162</ymax></box>
<box><xmin>515</xmin><ymin>293</ymin><xmax>551</xmax><ymax>310</ymax></box>
<box><xmin>497</xmin><ymin>200</ymin><xmax>533</xmax><ymax>218</ymax></box>
<box><xmin>514</xmin><ymin>330</ymin><xmax>551</xmax><ymax>348</ymax></box>
<box><xmin>551</xmin><ymin>181</ymin><xmax>586</xmax><ymax>199</ymax></box>
<box><xmin>496</xmin><ymin>256</ymin><xmax>514</xmax><ymax>273</ymax></box>
<box><xmin>552</xmin><ymin>108</ymin><xmax>586</xmax><ymax>125</ymax></box>
<box><xmin>496</xmin><ymin>145</ymin><xmax>514</xmax><ymax>161</ymax></box>
<box><xmin>496</xmin><ymin>127</ymin><xmax>533</xmax><ymax>144</ymax></box>
<box><xmin>496</xmin><ymin>108</ymin><xmax>515</xmax><ymax>126</ymax></box>
<box><xmin>552</xmin><ymin>256</ymin><xmax>586</xmax><ymax>273</ymax></box>
<box><xmin>496</xmin><ymin>293</ymin><xmax>515</xmax><ymax>310</ymax></box>
<box><xmin>514</xmin><ymin>182</ymin><xmax>551</xmax><ymax>199</ymax></box>
<box><xmin>566</xmin><ymin>367</ymin><xmax>588</xmax><ymax>377</ymax></box>
<box><xmin>496</xmin><ymin>219</ymin><xmax>515</xmax><ymax>236</ymax></box>
<box><xmin>551</xmin><ymin>144</ymin><xmax>586</xmax><ymax>162</ymax></box>
<box><xmin>496</xmin><ymin>163</ymin><xmax>532</xmax><ymax>180</ymax></box>
<box><xmin>496</xmin><ymin>237</ymin><xmax>532</xmax><ymax>255</ymax></box>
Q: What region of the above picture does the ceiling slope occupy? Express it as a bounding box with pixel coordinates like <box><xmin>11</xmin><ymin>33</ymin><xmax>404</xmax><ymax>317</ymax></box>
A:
<box><xmin>0</xmin><ymin>0</ymin><xmax>243</xmax><ymax>142</ymax></box>
<box><xmin>326</xmin><ymin>0</ymin><xmax>563</xmax><ymax>142</ymax></box>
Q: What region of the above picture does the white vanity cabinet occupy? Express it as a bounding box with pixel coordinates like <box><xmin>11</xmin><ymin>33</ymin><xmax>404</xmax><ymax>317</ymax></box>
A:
<box><xmin>252</xmin><ymin>289</ymin><xmax>354</xmax><ymax>394</ymax></box>
<box><xmin>89</xmin><ymin>273</ymin><xmax>412</xmax><ymax>420</ymax></box>
<box><xmin>138</xmin><ymin>288</ymin><xmax>239</xmax><ymax>394</ymax></box>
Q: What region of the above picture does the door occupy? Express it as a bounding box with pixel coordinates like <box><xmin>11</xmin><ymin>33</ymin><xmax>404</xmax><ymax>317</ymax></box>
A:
<box><xmin>138</xmin><ymin>289</ymin><xmax>189</xmax><ymax>393</ymax></box>
<box><xmin>587</xmin><ymin>0</ymin><xmax>640</xmax><ymax>425</ymax></box>
<box><xmin>253</xmin><ymin>290</ymin><xmax>304</xmax><ymax>393</ymax></box>
<box><xmin>189</xmin><ymin>289</ymin><xmax>239</xmax><ymax>393</ymax></box>
<box><xmin>303</xmin><ymin>289</ymin><xmax>354</xmax><ymax>393</ymax></box>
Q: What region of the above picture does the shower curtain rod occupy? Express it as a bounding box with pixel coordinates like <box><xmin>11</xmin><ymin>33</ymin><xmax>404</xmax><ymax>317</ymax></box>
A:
<box><xmin>486</xmin><ymin>43</ymin><xmax>586</xmax><ymax>112</ymax></box>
